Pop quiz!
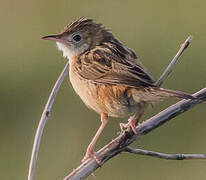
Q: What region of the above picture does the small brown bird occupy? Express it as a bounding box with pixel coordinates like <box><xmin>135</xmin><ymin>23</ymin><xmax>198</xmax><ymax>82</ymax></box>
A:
<box><xmin>42</xmin><ymin>17</ymin><xmax>193</xmax><ymax>163</ymax></box>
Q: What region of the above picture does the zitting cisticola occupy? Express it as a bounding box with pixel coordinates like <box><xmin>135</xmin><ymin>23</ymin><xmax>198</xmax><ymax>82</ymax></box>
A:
<box><xmin>42</xmin><ymin>18</ymin><xmax>193</xmax><ymax>162</ymax></box>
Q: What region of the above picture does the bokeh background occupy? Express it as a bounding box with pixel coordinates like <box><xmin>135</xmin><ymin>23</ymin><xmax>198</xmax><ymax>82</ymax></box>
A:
<box><xmin>0</xmin><ymin>0</ymin><xmax>206</xmax><ymax>179</ymax></box>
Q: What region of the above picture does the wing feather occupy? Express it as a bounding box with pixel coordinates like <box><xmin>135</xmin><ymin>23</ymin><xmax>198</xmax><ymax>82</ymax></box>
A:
<box><xmin>74</xmin><ymin>43</ymin><xmax>155</xmax><ymax>88</ymax></box>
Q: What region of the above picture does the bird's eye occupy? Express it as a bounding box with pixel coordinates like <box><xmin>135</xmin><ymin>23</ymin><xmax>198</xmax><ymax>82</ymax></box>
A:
<box><xmin>73</xmin><ymin>34</ymin><xmax>82</xmax><ymax>42</ymax></box>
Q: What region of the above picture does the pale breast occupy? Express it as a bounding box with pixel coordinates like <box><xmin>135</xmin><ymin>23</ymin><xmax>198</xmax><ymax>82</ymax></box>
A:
<box><xmin>69</xmin><ymin>64</ymin><xmax>139</xmax><ymax>117</ymax></box>
<box><xmin>69</xmin><ymin>66</ymin><xmax>102</xmax><ymax>114</ymax></box>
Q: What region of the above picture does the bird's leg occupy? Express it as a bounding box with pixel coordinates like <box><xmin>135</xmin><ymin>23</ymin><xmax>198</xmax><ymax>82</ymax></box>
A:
<box><xmin>81</xmin><ymin>113</ymin><xmax>108</xmax><ymax>164</ymax></box>
<box><xmin>120</xmin><ymin>108</ymin><xmax>144</xmax><ymax>134</ymax></box>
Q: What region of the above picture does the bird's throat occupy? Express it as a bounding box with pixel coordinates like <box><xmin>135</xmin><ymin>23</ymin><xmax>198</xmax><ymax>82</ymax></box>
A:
<box><xmin>56</xmin><ymin>42</ymin><xmax>75</xmax><ymax>60</ymax></box>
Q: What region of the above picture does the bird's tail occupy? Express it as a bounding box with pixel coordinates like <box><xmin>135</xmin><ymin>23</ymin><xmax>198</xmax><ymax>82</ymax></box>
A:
<box><xmin>151</xmin><ymin>87</ymin><xmax>195</xmax><ymax>100</ymax></box>
<box><xmin>132</xmin><ymin>87</ymin><xmax>195</xmax><ymax>103</ymax></box>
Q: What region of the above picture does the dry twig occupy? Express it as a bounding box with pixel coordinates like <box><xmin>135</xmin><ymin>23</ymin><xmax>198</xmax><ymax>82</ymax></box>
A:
<box><xmin>125</xmin><ymin>147</ymin><xmax>206</xmax><ymax>160</ymax></box>
<box><xmin>28</xmin><ymin>61</ymin><xmax>70</xmax><ymax>180</ymax></box>
<box><xmin>155</xmin><ymin>35</ymin><xmax>193</xmax><ymax>86</ymax></box>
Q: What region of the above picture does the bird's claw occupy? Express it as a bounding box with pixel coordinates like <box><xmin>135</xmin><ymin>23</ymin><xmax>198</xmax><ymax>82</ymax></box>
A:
<box><xmin>120</xmin><ymin>117</ymin><xmax>138</xmax><ymax>134</ymax></box>
<box><xmin>81</xmin><ymin>149</ymin><xmax>101</xmax><ymax>165</ymax></box>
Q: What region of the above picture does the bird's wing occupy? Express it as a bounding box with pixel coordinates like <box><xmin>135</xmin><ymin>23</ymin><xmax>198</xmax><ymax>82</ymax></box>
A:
<box><xmin>74</xmin><ymin>44</ymin><xmax>155</xmax><ymax>88</ymax></box>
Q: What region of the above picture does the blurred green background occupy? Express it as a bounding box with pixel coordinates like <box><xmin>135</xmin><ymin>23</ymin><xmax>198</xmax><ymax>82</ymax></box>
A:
<box><xmin>0</xmin><ymin>0</ymin><xmax>206</xmax><ymax>179</ymax></box>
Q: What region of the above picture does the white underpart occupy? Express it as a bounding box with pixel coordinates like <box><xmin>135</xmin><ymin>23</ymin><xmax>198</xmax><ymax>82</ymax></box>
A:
<box><xmin>56</xmin><ymin>42</ymin><xmax>75</xmax><ymax>60</ymax></box>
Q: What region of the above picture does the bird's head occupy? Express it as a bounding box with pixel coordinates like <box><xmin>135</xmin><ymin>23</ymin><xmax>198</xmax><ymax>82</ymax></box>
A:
<box><xmin>42</xmin><ymin>17</ymin><xmax>114</xmax><ymax>59</ymax></box>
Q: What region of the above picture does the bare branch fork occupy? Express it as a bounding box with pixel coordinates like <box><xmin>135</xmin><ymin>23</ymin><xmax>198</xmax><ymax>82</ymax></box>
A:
<box><xmin>63</xmin><ymin>87</ymin><xmax>206</xmax><ymax>180</ymax></box>
<box><xmin>28</xmin><ymin>36</ymin><xmax>206</xmax><ymax>180</ymax></box>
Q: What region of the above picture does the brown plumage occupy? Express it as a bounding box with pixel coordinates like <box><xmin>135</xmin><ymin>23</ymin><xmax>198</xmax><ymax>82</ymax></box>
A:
<box><xmin>42</xmin><ymin>17</ymin><xmax>194</xmax><ymax>163</ymax></box>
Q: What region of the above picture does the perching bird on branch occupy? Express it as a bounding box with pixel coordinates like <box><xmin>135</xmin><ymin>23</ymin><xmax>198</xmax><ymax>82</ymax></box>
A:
<box><xmin>42</xmin><ymin>17</ymin><xmax>194</xmax><ymax>163</ymax></box>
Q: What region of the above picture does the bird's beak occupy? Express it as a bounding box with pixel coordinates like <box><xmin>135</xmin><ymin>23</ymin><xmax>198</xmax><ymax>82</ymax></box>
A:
<box><xmin>42</xmin><ymin>34</ymin><xmax>64</xmax><ymax>43</ymax></box>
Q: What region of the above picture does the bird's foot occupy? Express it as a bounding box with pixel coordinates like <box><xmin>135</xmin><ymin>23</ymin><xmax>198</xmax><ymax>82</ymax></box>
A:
<box><xmin>81</xmin><ymin>148</ymin><xmax>101</xmax><ymax>165</ymax></box>
<box><xmin>120</xmin><ymin>117</ymin><xmax>138</xmax><ymax>134</ymax></box>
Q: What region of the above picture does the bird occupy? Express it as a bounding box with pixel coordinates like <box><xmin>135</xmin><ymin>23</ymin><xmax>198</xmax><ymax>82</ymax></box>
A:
<box><xmin>42</xmin><ymin>17</ymin><xmax>194</xmax><ymax>163</ymax></box>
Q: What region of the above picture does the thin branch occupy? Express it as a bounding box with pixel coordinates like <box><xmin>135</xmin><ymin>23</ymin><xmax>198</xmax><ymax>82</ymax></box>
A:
<box><xmin>125</xmin><ymin>147</ymin><xmax>206</xmax><ymax>160</ymax></box>
<box><xmin>155</xmin><ymin>35</ymin><xmax>192</xmax><ymax>87</ymax></box>
<box><xmin>28</xmin><ymin>61</ymin><xmax>70</xmax><ymax>180</ymax></box>
<box><xmin>63</xmin><ymin>87</ymin><xmax>206</xmax><ymax>180</ymax></box>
